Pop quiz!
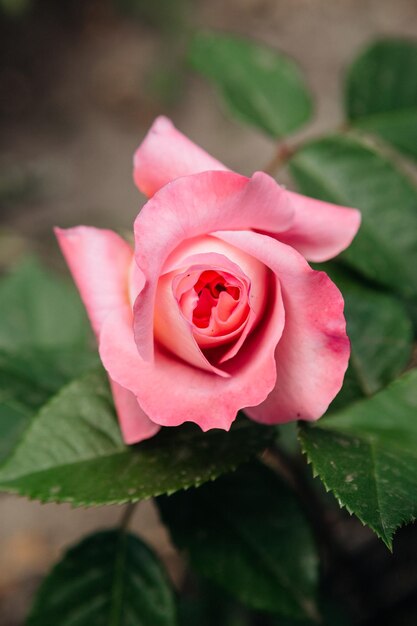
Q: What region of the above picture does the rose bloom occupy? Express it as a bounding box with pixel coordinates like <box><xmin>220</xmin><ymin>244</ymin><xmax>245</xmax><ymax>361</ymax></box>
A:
<box><xmin>56</xmin><ymin>117</ymin><xmax>360</xmax><ymax>444</ymax></box>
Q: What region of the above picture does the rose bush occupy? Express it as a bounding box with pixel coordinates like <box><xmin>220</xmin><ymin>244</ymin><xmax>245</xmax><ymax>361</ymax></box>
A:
<box><xmin>56</xmin><ymin>117</ymin><xmax>360</xmax><ymax>444</ymax></box>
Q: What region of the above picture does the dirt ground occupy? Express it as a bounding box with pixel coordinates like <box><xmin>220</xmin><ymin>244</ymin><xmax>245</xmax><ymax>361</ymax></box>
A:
<box><xmin>1</xmin><ymin>1</ymin><xmax>417</xmax><ymax>624</ymax></box>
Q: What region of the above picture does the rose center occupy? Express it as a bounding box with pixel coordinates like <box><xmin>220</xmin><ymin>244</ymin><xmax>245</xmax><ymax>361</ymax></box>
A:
<box><xmin>152</xmin><ymin>243</ymin><xmax>269</xmax><ymax>367</ymax></box>
<box><xmin>192</xmin><ymin>270</ymin><xmax>240</xmax><ymax>329</ymax></box>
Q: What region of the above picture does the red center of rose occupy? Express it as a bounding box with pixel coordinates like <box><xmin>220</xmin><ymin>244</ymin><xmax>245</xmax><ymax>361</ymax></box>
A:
<box><xmin>192</xmin><ymin>270</ymin><xmax>240</xmax><ymax>329</ymax></box>
<box><xmin>169</xmin><ymin>265</ymin><xmax>251</xmax><ymax>351</ymax></box>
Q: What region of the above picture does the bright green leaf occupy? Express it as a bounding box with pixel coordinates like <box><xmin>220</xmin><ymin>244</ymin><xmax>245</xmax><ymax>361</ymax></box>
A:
<box><xmin>0</xmin><ymin>369</ymin><xmax>272</xmax><ymax>505</ymax></box>
<box><xmin>323</xmin><ymin>265</ymin><xmax>413</xmax><ymax>411</ymax></box>
<box><xmin>299</xmin><ymin>369</ymin><xmax>417</xmax><ymax>549</ymax></box>
<box><xmin>27</xmin><ymin>530</ymin><xmax>178</xmax><ymax>626</ymax></box>
<box><xmin>158</xmin><ymin>462</ymin><xmax>319</xmax><ymax>621</ymax></box>
<box><xmin>189</xmin><ymin>32</ymin><xmax>313</xmax><ymax>138</ymax></box>
<box><xmin>289</xmin><ymin>134</ymin><xmax>417</xmax><ymax>298</ymax></box>
<box><xmin>346</xmin><ymin>38</ymin><xmax>417</xmax><ymax>160</ymax></box>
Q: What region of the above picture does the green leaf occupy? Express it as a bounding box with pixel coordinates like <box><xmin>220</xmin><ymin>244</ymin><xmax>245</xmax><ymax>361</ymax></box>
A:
<box><xmin>179</xmin><ymin>579</ymin><xmax>254</xmax><ymax>626</ymax></box>
<box><xmin>158</xmin><ymin>462</ymin><xmax>319</xmax><ymax>621</ymax></box>
<box><xmin>299</xmin><ymin>369</ymin><xmax>417</xmax><ymax>548</ymax></box>
<box><xmin>27</xmin><ymin>530</ymin><xmax>177</xmax><ymax>626</ymax></box>
<box><xmin>323</xmin><ymin>265</ymin><xmax>413</xmax><ymax>411</ymax></box>
<box><xmin>0</xmin><ymin>348</ymin><xmax>59</xmax><ymax>466</ymax></box>
<box><xmin>189</xmin><ymin>31</ymin><xmax>313</xmax><ymax>138</ymax></box>
<box><xmin>0</xmin><ymin>369</ymin><xmax>272</xmax><ymax>505</ymax></box>
<box><xmin>0</xmin><ymin>259</ymin><xmax>98</xmax><ymax>462</ymax></box>
<box><xmin>289</xmin><ymin>134</ymin><xmax>417</xmax><ymax>298</ymax></box>
<box><xmin>0</xmin><ymin>257</ymin><xmax>91</xmax><ymax>351</ymax></box>
<box><xmin>346</xmin><ymin>38</ymin><xmax>417</xmax><ymax>161</ymax></box>
<box><xmin>0</xmin><ymin>403</ymin><xmax>29</xmax><ymax>466</ymax></box>
<box><xmin>404</xmin><ymin>296</ymin><xmax>417</xmax><ymax>335</ymax></box>
<box><xmin>0</xmin><ymin>347</ymin><xmax>99</xmax><ymax>464</ymax></box>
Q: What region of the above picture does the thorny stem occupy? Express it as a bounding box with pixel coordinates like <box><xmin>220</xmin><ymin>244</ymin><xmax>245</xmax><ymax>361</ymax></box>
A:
<box><xmin>119</xmin><ymin>502</ymin><xmax>138</xmax><ymax>532</ymax></box>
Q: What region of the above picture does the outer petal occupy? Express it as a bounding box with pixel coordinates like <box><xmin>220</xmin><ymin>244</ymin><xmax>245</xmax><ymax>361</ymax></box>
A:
<box><xmin>55</xmin><ymin>226</ymin><xmax>134</xmax><ymax>337</ymax></box>
<box><xmin>99</xmin><ymin>268</ymin><xmax>285</xmax><ymax>431</ymax></box>
<box><xmin>133</xmin><ymin>116</ymin><xmax>227</xmax><ymax>197</ymax></box>
<box><xmin>110</xmin><ymin>381</ymin><xmax>160</xmax><ymax>444</ymax></box>
<box><xmin>214</xmin><ymin>230</ymin><xmax>350</xmax><ymax>423</ymax></box>
<box><xmin>55</xmin><ymin>226</ymin><xmax>160</xmax><ymax>444</ymax></box>
<box><xmin>133</xmin><ymin>117</ymin><xmax>360</xmax><ymax>262</ymax></box>
<box><xmin>279</xmin><ymin>191</ymin><xmax>362</xmax><ymax>262</ymax></box>
<box><xmin>133</xmin><ymin>170</ymin><xmax>293</xmax><ymax>360</ymax></box>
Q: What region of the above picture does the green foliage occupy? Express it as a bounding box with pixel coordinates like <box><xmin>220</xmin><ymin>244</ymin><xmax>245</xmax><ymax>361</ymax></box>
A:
<box><xmin>27</xmin><ymin>530</ymin><xmax>178</xmax><ymax>626</ymax></box>
<box><xmin>0</xmin><ymin>259</ymin><xmax>271</xmax><ymax>505</ymax></box>
<box><xmin>179</xmin><ymin>578</ymin><xmax>352</xmax><ymax>626</ymax></box>
<box><xmin>0</xmin><ymin>259</ymin><xmax>98</xmax><ymax>462</ymax></box>
<box><xmin>0</xmin><ymin>402</ymin><xmax>29</xmax><ymax>466</ymax></box>
<box><xmin>0</xmin><ymin>368</ymin><xmax>272</xmax><ymax>505</ymax></box>
<box><xmin>0</xmin><ymin>257</ymin><xmax>91</xmax><ymax>352</ymax></box>
<box><xmin>299</xmin><ymin>369</ymin><xmax>417</xmax><ymax>549</ymax></box>
<box><xmin>346</xmin><ymin>38</ymin><xmax>417</xmax><ymax>161</ymax></box>
<box><xmin>323</xmin><ymin>265</ymin><xmax>413</xmax><ymax>411</ymax></box>
<box><xmin>0</xmin><ymin>347</ymin><xmax>97</xmax><ymax>464</ymax></box>
<box><xmin>289</xmin><ymin>134</ymin><xmax>417</xmax><ymax>298</ymax></box>
<box><xmin>189</xmin><ymin>32</ymin><xmax>313</xmax><ymax>138</ymax></box>
<box><xmin>158</xmin><ymin>462</ymin><xmax>319</xmax><ymax>621</ymax></box>
<box><xmin>179</xmin><ymin>580</ymin><xmax>254</xmax><ymax>626</ymax></box>
<box><xmin>3</xmin><ymin>33</ymin><xmax>417</xmax><ymax>624</ymax></box>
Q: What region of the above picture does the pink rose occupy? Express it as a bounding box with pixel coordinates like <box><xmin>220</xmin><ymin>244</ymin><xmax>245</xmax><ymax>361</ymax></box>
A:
<box><xmin>56</xmin><ymin>117</ymin><xmax>360</xmax><ymax>444</ymax></box>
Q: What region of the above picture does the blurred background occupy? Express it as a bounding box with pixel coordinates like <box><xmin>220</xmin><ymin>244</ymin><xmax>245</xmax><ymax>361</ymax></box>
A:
<box><xmin>1</xmin><ymin>1</ymin><xmax>417</xmax><ymax>624</ymax></box>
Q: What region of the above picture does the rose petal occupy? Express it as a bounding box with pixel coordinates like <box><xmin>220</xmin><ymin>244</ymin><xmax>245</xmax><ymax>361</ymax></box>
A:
<box><xmin>154</xmin><ymin>264</ymin><xmax>233</xmax><ymax>378</ymax></box>
<box><xmin>133</xmin><ymin>117</ymin><xmax>360</xmax><ymax>262</ymax></box>
<box><xmin>169</xmin><ymin>244</ymin><xmax>268</xmax><ymax>364</ymax></box>
<box><xmin>109</xmin><ymin>380</ymin><xmax>160</xmax><ymax>444</ymax></box>
<box><xmin>55</xmin><ymin>226</ymin><xmax>159</xmax><ymax>444</ymax></box>
<box><xmin>213</xmin><ymin>230</ymin><xmax>350</xmax><ymax>423</ymax></box>
<box><xmin>174</xmin><ymin>267</ymin><xmax>247</xmax><ymax>345</ymax></box>
<box><xmin>278</xmin><ymin>191</ymin><xmax>362</xmax><ymax>262</ymax></box>
<box><xmin>133</xmin><ymin>170</ymin><xmax>292</xmax><ymax>360</ymax></box>
<box><xmin>55</xmin><ymin>226</ymin><xmax>136</xmax><ymax>337</ymax></box>
<box><xmin>133</xmin><ymin>116</ymin><xmax>227</xmax><ymax>197</ymax></box>
<box><xmin>99</xmin><ymin>266</ymin><xmax>284</xmax><ymax>431</ymax></box>
<box><xmin>152</xmin><ymin>248</ymin><xmax>267</xmax><ymax>374</ymax></box>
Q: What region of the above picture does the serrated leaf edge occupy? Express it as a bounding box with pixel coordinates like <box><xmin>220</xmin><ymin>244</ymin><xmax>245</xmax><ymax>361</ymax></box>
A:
<box><xmin>298</xmin><ymin>425</ymin><xmax>396</xmax><ymax>550</ymax></box>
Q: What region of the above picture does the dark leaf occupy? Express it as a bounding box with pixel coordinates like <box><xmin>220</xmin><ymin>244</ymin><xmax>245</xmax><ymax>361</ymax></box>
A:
<box><xmin>158</xmin><ymin>463</ymin><xmax>319</xmax><ymax>620</ymax></box>
<box><xmin>27</xmin><ymin>530</ymin><xmax>178</xmax><ymax>626</ymax></box>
